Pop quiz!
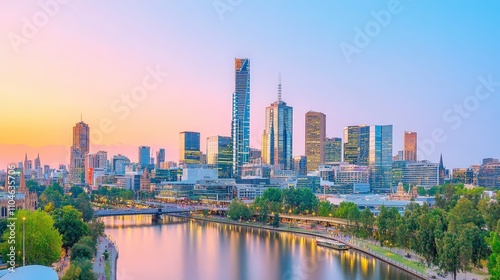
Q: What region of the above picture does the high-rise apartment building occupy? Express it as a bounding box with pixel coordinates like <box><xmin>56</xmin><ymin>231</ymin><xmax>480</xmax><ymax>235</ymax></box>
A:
<box><xmin>207</xmin><ymin>136</ymin><xmax>232</xmax><ymax>178</ymax></box>
<box><xmin>403</xmin><ymin>131</ymin><xmax>417</xmax><ymax>161</ymax></box>
<box><xmin>69</xmin><ymin>120</ymin><xmax>89</xmax><ymax>184</ymax></box>
<box><xmin>262</xmin><ymin>75</ymin><xmax>293</xmax><ymax>170</ymax></box>
<box><xmin>232</xmin><ymin>58</ymin><xmax>250</xmax><ymax>177</ymax></box>
<box><xmin>138</xmin><ymin>146</ymin><xmax>151</xmax><ymax>169</ymax></box>
<box><xmin>179</xmin><ymin>131</ymin><xmax>201</xmax><ymax>165</ymax></box>
<box><xmin>325</xmin><ymin>137</ymin><xmax>342</xmax><ymax>163</ymax></box>
<box><xmin>305</xmin><ymin>111</ymin><xmax>326</xmax><ymax>172</ymax></box>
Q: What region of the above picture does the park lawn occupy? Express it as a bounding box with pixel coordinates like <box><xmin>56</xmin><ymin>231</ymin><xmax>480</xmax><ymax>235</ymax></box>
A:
<box><xmin>366</xmin><ymin>244</ymin><xmax>427</xmax><ymax>275</ymax></box>
<box><xmin>105</xmin><ymin>260</ymin><xmax>111</xmax><ymax>280</ymax></box>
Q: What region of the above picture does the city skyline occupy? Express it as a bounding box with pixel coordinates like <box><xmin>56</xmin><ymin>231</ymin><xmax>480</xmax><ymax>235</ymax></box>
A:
<box><xmin>1</xmin><ymin>1</ymin><xmax>500</xmax><ymax>170</ymax></box>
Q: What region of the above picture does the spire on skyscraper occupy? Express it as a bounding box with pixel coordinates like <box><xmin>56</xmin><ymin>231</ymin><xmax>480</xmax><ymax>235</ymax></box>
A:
<box><xmin>277</xmin><ymin>72</ymin><xmax>282</xmax><ymax>102</ymax></box>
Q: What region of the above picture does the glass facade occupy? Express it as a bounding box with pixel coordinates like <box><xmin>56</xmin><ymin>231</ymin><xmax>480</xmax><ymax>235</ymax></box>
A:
<box><xmin>179</xmin><ymin>132</ymin><xmax>201</xmax><ymax>164</ymax></box>
<box><xmin>232</xmin><ymin>58</ymin><xmax>250</xmax><ymax>177</ymax></box>
<box><xmin>207</xmin><ymin>136</ymin><xmax>233</xmax><ymax>178</ymax></box>
<box><xmin>369</xmin><ymin>125</ymin><xmax>393</xmax><ymax>192</ymax></box>
<box><xmin>305</xmin><ymin>111</ymin><xmax>326</xmax><ymax>172</ymax></box>
<box><xmin>324</xmin><ymin>137</ymin><xmax>342</xmax><ymax>163</ymax></box>
<box><xmin>263</xmin><ymin>100</ymin><xmax>293</xmax><ymax>170</ymax></box>
<box><xmin>138</xmin><ymin>146</ymin><xmax>151</xmax><ymax>168</ymax></box>
<box><xmin>343</xmin><ymin>126</ymin><xmax>360</xmax><ymax>165</ymax></box>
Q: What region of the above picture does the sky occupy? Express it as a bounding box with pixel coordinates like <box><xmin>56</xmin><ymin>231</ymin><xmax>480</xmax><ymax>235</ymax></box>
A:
<box><xmin>0</xmin><ymin>0</ymin><xmax>499</xmax><ymax>170</ymax></box>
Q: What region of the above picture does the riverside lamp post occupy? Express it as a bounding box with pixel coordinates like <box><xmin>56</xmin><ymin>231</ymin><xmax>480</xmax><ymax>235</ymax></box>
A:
<box><xmin>22</xmin><ymin>217</ymin><xmax>26</xmax><ymax>266</ymax></box>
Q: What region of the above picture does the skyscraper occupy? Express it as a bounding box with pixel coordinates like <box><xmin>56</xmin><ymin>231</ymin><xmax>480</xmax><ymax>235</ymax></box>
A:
<box><xmin>369</xmin><ymin>125</ymin><xmax>393</xmax><ymax>192</ymax></box>
<box><xmin>403</xmin><ymin>131</ymin><xmax>417</xmax><ymax>161</ymax></box>
<box><xmin>305</xmin><ymin>111</ymin><xmax>326</xmax><ymax>172</ymax></box>
<box><xmin>156</xmin><ymin>148</ymin><xmax>166</xmax><ymax>169</ymax></box>
<box><xmin>69</xmin><ymin>120</ymin><xmax>89</xmax><ymax>184</ymax></box>
<box><xmin>179</xmin><ymin>131</ymin><xmax>201</xmax><ymax>165</ymax></box>
<box><xmin>207</xmin><ymin>136</ymin><xmax>232</xmax><ymax>178</ymax></box>
<box><xmin>232</xmin><ymin>58</ymin><xmax>250</xmax><ymax>177</ymax></box>
<box><xmin>343</xmin><ymin>125</ymin><xmax>369</xmax><ymax>165</ymax></box>
<box><xmin>324</xmin><ymin>137</ymin><xmax>342</xmax><ymax>163</ymax></box>
<box><xmin>262</xmin><ymin>75</ymin><xmax>293</xmax><ymax>170</ymax></box>
<box><xmin>138</xmin><ymin>146</ymin><xmax>151</xmax><ymax>168</ymax></box>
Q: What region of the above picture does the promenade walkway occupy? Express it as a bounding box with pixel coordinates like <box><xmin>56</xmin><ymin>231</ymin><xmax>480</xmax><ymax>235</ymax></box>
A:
<box><xmin>93</xmin><ymin>236</ymin><xmax>118</xmax><ymax>280</ymax></box>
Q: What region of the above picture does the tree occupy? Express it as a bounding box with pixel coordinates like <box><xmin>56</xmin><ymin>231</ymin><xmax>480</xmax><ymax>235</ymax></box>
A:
<box><xmin>77</xmin><ymin>236</ymin><xmax>97</xmax><ymax>255</ymax></box>
<box><xmin>255</xmin><ymin>198</ymin><xmax>269</xmax><ymax>224</ymax></box>
<box><xmin>487</xmin><ymin>230</ymin><xmax>500</xmax><ymax>280</ymax></box>
<box><xmin>0</xmin><ymin>210</ymin><xmax>62</xmax><ymax>266</ymax></box>
<box><xmin>88</xmin><ymin>219</ymin><xmax>105</xmax><ymax>241</ymax></box>
<box><xmin>261</xmin><ymin>188</ymin><xmax>282</xmax><ymax>203</ymax></box>
<box><xmin>318</xmin><ymin>201</ymin><xmax>335</xmax><ymax>217</ymax></box>
<box><xmin>53</xmin><ymin>205</ymin><xmax>90</xmax><ymax>253</ymax></box>
<box><xmin>62</xmin><ymin>258</ymin><xmax>97</xmax><ymax>280</ymax></box>
<box><xmin>69</xmin><ymin>186</ymin><xmax>85</xmax><ymax>198</ymax></box>
<box><xmin>73</xmin><ymin>193</ymin><xmax>94</xmax><ymax>222</ymax></box>
<box><xmin>416</xmin><ymin>186</ymin><xmax>427</xmax><ymax>196</ymax></box>
<box><xmin>272</xmin><ymin>212</ymin><xmax>280</xmax><ymax>228</ymax></box>
<box><xmin>227</xmin><ymin>199</ymin><xmax>251</xmax><ymax>221</ymax></box>
<box><xmin>450</xmin><ymin>197</ymin><xmax>484</xmax><ymax>228</ymax></box>
<box><xmin>437</xmin><ymin>231</ymin><xmax>461</xmax><ymax>280</ymax></box>
<box><xmin>71</xmin><ymin>243</ymin><xmax>94</xmax><ymax>260</ymax></box>
<box><xmin>360</xmin><ymin>208</ymin><xmax>375</xmax><ymax>238</ymax></box>
<box><xmin>376</xmin><ymin>206</ymin><xmax>400</xmax><ymax>247</ymax></box>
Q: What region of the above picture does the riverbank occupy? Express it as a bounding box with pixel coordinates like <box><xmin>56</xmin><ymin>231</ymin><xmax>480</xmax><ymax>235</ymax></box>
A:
<box><xmin>188</xmin><ymin>215</ymin><xmax>429</xmax><ymax>280</ymax></box>
<box><xmin>93</xmin><ymin>236</ymin><xmax>118</xmax><ymax>280</ymax></box>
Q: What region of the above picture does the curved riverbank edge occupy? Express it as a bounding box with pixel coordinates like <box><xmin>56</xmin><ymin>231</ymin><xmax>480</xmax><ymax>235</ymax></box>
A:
<box><xmin>186</xmin><ymin>215</ymin><xmax>427</xmax><ymax>280</ymax></box>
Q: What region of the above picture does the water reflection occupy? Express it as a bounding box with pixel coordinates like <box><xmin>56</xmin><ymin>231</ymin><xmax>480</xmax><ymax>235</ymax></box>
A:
<box><xmin>103</xmin><ymin>215</ymin><xmax>416</xmax><ymax>280</ymax></box>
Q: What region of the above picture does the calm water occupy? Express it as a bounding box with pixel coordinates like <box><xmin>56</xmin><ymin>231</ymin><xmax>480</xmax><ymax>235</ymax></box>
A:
<box><xmin>103</xmin><ymin>215</ymin><xmax>416</xmax><ymax>280</ymax></box>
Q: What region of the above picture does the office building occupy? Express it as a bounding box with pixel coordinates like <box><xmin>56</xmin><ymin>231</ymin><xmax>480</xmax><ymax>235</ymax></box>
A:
<box><xmin>156</xmin><ymin>149</ymin><xmax>165</xmax><ymax>169</ymax></box>
<box><xmin>403</xmin><ymin>132</ymin><xmax>417</xmax><ymax>161</ymax></box>
<box><xmin>262</xmin><ymin>75</ymin><xmax>293</xmax><ymax>170</ymax></box>
<box><xmin>325</xmin><ymin>137</ymin><xmax>342</xmax><ymax>163</ymax></box>
<box><xmin>392</xmin><ymin>160</ymin><xmax>439</xmax><ymax>188</ymax></box>
<box><xmin>232</xmin><ymin>58</ymin><xmax>251</xmax><ymax>177</ymax></box>
<box><xmin>343</xmin><ymin>125</ymin><xmax>368</xmax><ymax>165</ymax></box>
<box><xmin>69</xmin><ymin>120</ymin><xmax>89</xmax><ymax>184</ymax></box>
<box><xmin>369</xmin><ymin>125</ymin><xmax>393</xmax><ymax>192</ymax></box>
<box><xmin>294</xmin><ymin>156</ymin><xmax>307</xmax><ymax>176</ymax></box>
<box><xmin>305</xmin><ymin>111</ymin><xmax>326</xmax><ymax>172</ymax></box>
<box><xmin>179</xmin><ymin>131</ymin><xmax>201</xmax><ymax>165</ymax></box>
<box><xmin>207</xmin><ymin>136</ymin><xmax>233</xmax><ymax>178</ymax></box>
<box><xmin>138</xmin><ymin>146</ymin><xmax>151</xmax><ymax>169</ymax></box>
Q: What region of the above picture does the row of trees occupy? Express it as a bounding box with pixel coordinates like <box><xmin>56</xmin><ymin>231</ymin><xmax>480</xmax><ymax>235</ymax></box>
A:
<box><xmin>226</xmin><ymin>185</ymin><xmax>500</xmax><ymax>280</ymax></box>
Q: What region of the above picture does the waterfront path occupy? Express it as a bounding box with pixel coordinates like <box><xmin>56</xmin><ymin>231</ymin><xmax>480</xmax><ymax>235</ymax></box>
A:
<box><xmin>93</xmin><ymin>236</ymin><xmax>118</xmax><ymax>280</ymax></box>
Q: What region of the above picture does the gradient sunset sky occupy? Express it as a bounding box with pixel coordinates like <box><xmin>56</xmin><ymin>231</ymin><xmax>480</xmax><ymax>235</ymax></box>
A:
<box><xmin>1</xmin><ymin>1</ymin><xmax>499</xmax><ymax>169</ymax></box>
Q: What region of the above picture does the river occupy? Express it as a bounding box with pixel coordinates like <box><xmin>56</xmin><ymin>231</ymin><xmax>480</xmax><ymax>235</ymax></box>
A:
<box><xmin>103</xmin><ymin>215</ymin><xmax>417</xmax><ymax>280</ymax></box>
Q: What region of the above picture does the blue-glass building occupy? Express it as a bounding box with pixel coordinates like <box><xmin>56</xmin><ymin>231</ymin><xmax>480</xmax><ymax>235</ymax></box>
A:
<box><xmin>369</xmin><ymin>125</ymin><xmax>393</xmax><ymax>193</ymax></box>
<box><xmin>138</xmin><ymin>146</ymin><xmax>151</xmax><ymax>169</ymax></box>
<box><xmin>262</xmin><ymin>77</ymin><xmax>293</xmax><ymax>170</ymax></box>
<box><xmin>207</xmin><ymin>136</ymin><xmax>233</xmax><ymax>178</ymax></box>
<box><xmin>179</xmin><ymin>131</ymin><xmax>201</xmax><ymax>164</ymax></box>
<box><xmin>232</xmin><ymin>58</ymin><xmax>250</xmax><ymax>177</ymax></box>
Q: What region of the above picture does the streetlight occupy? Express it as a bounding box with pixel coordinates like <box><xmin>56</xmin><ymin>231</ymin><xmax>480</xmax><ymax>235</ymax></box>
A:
<box><xmin>22</xmin><ymin>217</ymin><xmax>26</xmax><ymax>266</ymax></box>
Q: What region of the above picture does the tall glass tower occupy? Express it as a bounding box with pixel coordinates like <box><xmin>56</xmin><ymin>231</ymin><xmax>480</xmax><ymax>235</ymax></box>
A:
<box><xmin>262</xmin><ymin>75</ymin><xmax>293</xmax><ymax>170</ymax></box>
<box><xmin>369</xmin><ymin>125</ymin><xmax>393</xmax><ymax>192</ymax></box>
<box><xmin>232</xmin><ymin>58</ymin><xmax>250</xmax><ymax>177</ymax></box>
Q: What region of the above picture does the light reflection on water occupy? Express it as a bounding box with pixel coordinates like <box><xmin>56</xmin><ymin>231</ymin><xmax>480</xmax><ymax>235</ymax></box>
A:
<box><xmin>103</xmin><ymin>215</ymin><xmax>417</xmax><ymax>280</ymax></box>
